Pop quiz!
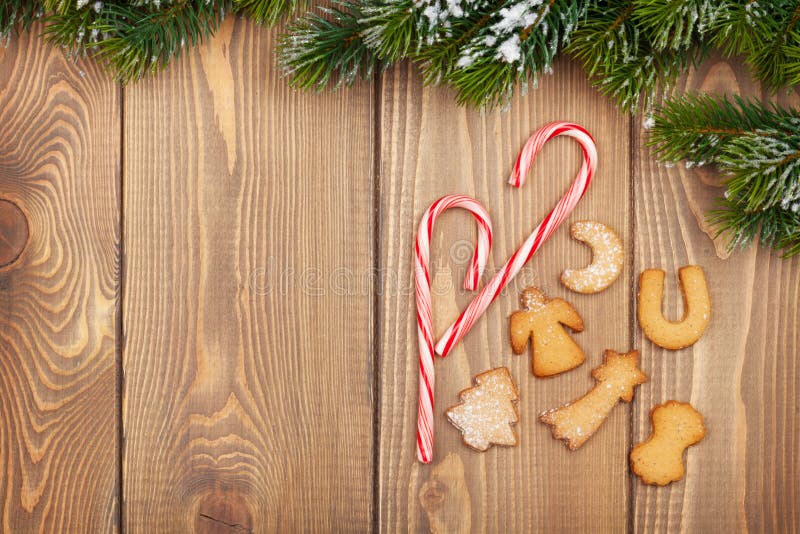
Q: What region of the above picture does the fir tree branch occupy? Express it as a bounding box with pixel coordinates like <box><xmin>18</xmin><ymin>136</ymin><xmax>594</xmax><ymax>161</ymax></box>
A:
<box><xmin>720</xmin><ymin>134</ymin><xmax>800</xmax><ymax>213</ymax></box>
<box><xmin>42</xmin><ymin>1</ymin><xmax>101</xmax><ymax>57</ymax></box>
<box><xmin>446</xmin><ymin>0</ymin><xmax>588</xmax><ymax>108</ymax></box>
<box><xmin>749</xmin><ymin>1</ymin><xmax>800</xmax><ymax>90</ymax></box>
<box><xmin>651</xmin><ymin>93</ymin><xmax>800</xmax><ymax>256</ymax></box>
<box><xmin>708</xmin><ymin>0</ymin><xmax>769</xmax><ymax>56</ymax></box>
<box><xmin>569</xmin><ymin>0</ymin><xmax>697</xmax><ymax>112</ymax></box>
<box><xmin>1</xmin><ymin>0</ymin><xmax>39</xmax><ymax>41</ymax></box>
<box><xmin>360</xmin><ymin>0</ymin><xmax>416</xmax><ymax>62</ymax></box>
<box><xmin>706</xmin><ymin>0</ymin><xmax>800</xmax><ymax>90</ymax></box>
<box><xmin>278</xmin><ymin>1</ymin><xmax>379</xmax><ymax>90</ymax></box>
<box><xmin>415</xmin><ymin>0</ymin><xmax>506</xmax><ymax>86</ymax></box>
<box><xmin>648</xmin><ymin>93</ymin><xmax>798</xmax><ymax>164</ymax></box>
<box><xmin>234</xmin><ymin>0</ymin><xmax>306</xmax><ymax>25</ymax></box>
<box><xmin>96</xmin><ymin>1</ymin><xmax>226</xmax><ymax>83</ymax></box>
<box><xmin>44</xmin><ymin>0</ymin><xmax>226</xmax><ymax>83</ymax></box>
<box><xmin>632</xmin><ymin>0</ymin><xmax>717</xmax><ymax>52</ymax></box>
<box><xmin>710</xmin><ymin>201</ymin><xmax>800</xmax><ymax>257</ymax></box>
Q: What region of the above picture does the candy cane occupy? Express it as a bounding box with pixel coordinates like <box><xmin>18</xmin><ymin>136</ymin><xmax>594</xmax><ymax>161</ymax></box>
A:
<box><xmin>435</xmin><ymin>122</ymin><xmax>597</xmax><ymax>357</ymax></box>
<box><xmin>415</xmin><ymin>195</ymin><xmax>493</xmax><ymax>464</ymax></box>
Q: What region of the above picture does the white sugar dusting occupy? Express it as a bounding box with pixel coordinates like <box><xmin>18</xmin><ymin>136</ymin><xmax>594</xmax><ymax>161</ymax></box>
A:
<box><xmin>447</xmin><ymin>368</ymin><xmax>519</xmax><ymax>450</ymax></box>
<box><xmin>520</xmin><ymin>286</ymin><xmax>547</xmax><ymax>310</ymax></box>
<box><xmin>562</xmin><ymin>221</ymin><xmax>624</xmax><ymax>293</ymax></box>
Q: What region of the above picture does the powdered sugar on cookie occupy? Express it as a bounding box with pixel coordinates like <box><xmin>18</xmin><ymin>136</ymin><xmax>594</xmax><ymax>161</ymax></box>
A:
<box><xmin>637</xmin><ymin>265</ymin><xmax>710</xmax><ymax>350</ymax></box>
<box><xmin>561</xmin><ymin>221</ymin><xmax>624</xmax><ymax>294</ymax></box>
<box><xmin>446</xmin><ymin>367</ymin><xmax>520</xmax><ymax>451</ymax></box>
<box><xmin>510</xmin><ymin>286</ymin><xmax>585</xmax><ymax>377</ymax></box>
<box><xmin>630</xmin><ymin>400</ymin><xmax>706</xmax><ymax>485</ymax></box>
<box><xmin>540</xmin><ymin>349</ymin><xmax>646</xmax><ymax>450</ymax></box>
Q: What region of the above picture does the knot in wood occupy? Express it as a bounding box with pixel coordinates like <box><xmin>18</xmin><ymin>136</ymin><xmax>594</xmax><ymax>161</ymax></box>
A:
<box><xmin>0</xmin><ymin>199</ymin><xmax>28</xmax><ymax>268</ymax></box>
<box><xmin>420</xmin><ymin>479</ymin><xmax>447</xmax><ymax>510</ymax></box>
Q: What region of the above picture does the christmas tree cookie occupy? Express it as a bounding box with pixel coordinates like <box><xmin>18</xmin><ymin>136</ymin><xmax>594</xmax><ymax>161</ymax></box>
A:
<box><xmin>446</xmin><ymin>367</ymin><xmax>520</xmax><ymax>452</ymax></box>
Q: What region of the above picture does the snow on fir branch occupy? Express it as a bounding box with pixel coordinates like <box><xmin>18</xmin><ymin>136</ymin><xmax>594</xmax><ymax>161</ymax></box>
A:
<box><xmin>1</xmin><ymin>0</ymin><xmax>309</xmax><ymax>82</ymax></box>
<box><xmin>279</xmin><ymin>0</ymin><xmax>800</xmax><ymax>113</ymax></box>
<box><xmin>650</xmin><ymin>94</ymin><xmax>800</xmax><ymax>257</ymax></box>
<box><xmin>4</xmin><ymin>0</ymin><xmax>800</xmax><ymax>106</ymax></box>
<box><xmin>2</xmin><ymin>0</ymin><xmax>800</xmax><ymax>257</ymax></box>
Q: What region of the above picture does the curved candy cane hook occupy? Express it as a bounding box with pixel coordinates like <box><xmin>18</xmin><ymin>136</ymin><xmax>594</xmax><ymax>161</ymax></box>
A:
<box><xmin>434</xmin><ymin>122</ymin><xmax>597</xmax><ymax>358</ymax></box>
<box><xmin>415</xmin><ymin>195</ymin><xmax>493</xmax><ymax>464</ymax></box>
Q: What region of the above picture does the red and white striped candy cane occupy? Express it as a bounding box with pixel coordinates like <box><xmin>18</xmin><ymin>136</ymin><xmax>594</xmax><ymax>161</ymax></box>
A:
<box><xmin>435</xmin><ymin>122</ymin><xmax>597</xmax><ymax>357</ymax></box>
<box><xmin>415</xmin><ymin>195</ymin><xmax>493</xmax><ymax>464</ymax></box>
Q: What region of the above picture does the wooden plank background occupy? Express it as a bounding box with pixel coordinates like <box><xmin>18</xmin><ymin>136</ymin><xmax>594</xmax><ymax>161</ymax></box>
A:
<box><xmin>0</xmin><ymin>25</ymin><xmax>120</xmax><ymax>533</ymax></box>
<box><xmin>0</xmin><ymin>17</ymin><xmax>798</xmax><ymax>533</ymax></box>
<box><xmin>121</xmin><ymin>19</ymin><xmax>374</xmax><ymax>533</ymax></box>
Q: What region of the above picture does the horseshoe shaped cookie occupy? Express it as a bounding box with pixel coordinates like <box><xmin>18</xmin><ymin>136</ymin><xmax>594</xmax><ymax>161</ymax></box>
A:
<box><xmin>637</xmin><ymin>265</ymin><xmax>710</xmax><ymax>350</ymax></box>
<box><xmin>561</xmin><ymin>221</ymin><xmax>624</xmax><ymax>294</ymax></box>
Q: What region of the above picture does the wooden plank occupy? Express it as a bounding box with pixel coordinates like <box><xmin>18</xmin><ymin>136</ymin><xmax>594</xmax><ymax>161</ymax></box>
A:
<box><xmin>631</xmin><ymin>53</ymin><xmax>800</xmax><ymax>532</ymax></box>
<box><xmin>378</xmin><ymin>59</ymin><xmax>632</xmax><ymax>532</ymax></box>
<box><xmin>122</xmin><ymin>18</ymin><xmax>375</xmax><ymax>532</ymax></box>
<box><xmin>0</xmin><ymin>26</ymin><xmax>120</xmax><ymax>532</ymax></box>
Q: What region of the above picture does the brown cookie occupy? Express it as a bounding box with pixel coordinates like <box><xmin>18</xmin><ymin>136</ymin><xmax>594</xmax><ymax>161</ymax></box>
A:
<box><xmin>446</xmin><ymin>367</ymin><xmax>519</xmax><ymax>452</ymax></box>
<box><xmin>561</xmin><ymin>221</ymin><xmax>624</xmax><ymax>294</ymax></box>
<box><xmin>630</xmin><ymin>401</ymin><xmax>706</xmax><ymax>486</ymax></box>
<box><xmin>509</xmin><ymin>286</ymin><xmax>585</xmax><ymax>377</ymax></box>
<box><xmin>637</xmin><ymin>265</ymin><xmax>711</xmax><ymax>350</ymax></box>
<box><xmin>540</xmin><ymin>350</ymin><xmax>647</xmax><ymax>450</ymax></box>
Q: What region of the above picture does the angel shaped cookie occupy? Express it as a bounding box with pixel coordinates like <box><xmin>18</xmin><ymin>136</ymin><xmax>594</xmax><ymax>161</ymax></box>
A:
<box><xmin>509</xmin><ymin>286</ymin><xmax>585</xmax><ymax>376</ymax></box>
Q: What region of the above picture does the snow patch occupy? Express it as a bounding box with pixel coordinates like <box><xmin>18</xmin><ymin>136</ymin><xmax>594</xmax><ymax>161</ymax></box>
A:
<box><xmin>497</xmin><ymin>34</ymin><xmax>521</xmax><ymax>63</ymax></box>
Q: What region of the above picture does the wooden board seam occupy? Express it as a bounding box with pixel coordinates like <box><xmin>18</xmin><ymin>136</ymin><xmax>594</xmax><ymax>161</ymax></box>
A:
<box><xmin>627</xmin><ymin>111</ymin><xmax>637</xmax><ymax>534</ymax></box>
<box><xmin>371</xmin><ymin>68</ymin><xmax>384</xmax><ymax>534</ymax></box>
<box><xmin>117</xmin><ymin>83</ymin><xmax>126</xmax><ymax>534</ymax></box>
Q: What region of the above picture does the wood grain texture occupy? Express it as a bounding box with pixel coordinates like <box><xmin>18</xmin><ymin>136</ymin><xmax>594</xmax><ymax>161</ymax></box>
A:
<box><xmin>378</xmin><ymin>59</ymin><xmax>632</xmax><ymax>532</ymax></box>
<box><xmin>0</xmin><ymin>26</ymin><xmax>120</xmax><ymax>532</ymax></box>
<box><xmin>122</xmin><ymin>18</ymin><xmax>375</xmax><ymax>532</ymax></box>
<box><xmin>631</xmin><ymin>53</ymin><xmax>800</xmax><ymax>532</ymax></box>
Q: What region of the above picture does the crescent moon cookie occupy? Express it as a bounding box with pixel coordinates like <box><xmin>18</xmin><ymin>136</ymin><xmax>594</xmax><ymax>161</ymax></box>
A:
<box><xmin>561</xmin><ymin>221</ymin><xmax>624</xmax><ymax>294</ymax></box>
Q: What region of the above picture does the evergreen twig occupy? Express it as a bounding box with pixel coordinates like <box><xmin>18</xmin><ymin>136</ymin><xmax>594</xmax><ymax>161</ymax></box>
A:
<box><xmin>236</xmin><ymin>0</ymin><xmax>306</xmax><ymax>25</ymax></box>
<box><xmin>749</xmin><ymin>2</ymin><xmax>800</xmax><ymax>90</ymax></box>
<box><xmin>568</xmin><ymin>1</ymin><xmax>697</xmax><ymax>112</ymax></box>
<box><xmin>43</xmin><ymin>0</ymin><xmax>227</xmax><ymax>84</ymax></box>
<box><xmin>1</xmin><ymin>0</ymin><xmax>39</xmax><ymax>42</ymax></box>
<box><xmin>650</xmin><ymin>94</ymin><xmax>800</xmax><ymax>257</ymax></box>
<box><xmin>4</xmin><ymin>0</ymin><xmax>800</xmax><ymax>258</ymax></box>
<box><xmin>445</xmin><ymin>0</ymin><xmax>588</xmax><ymax>108</ymax></box>
<box><xmin>278</xmin><ymin>1</ymin><xmax>379</xmax><ymax>90</ymax></box>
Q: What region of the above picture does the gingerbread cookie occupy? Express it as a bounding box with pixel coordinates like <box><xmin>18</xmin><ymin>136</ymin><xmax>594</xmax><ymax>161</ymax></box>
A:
<box><xmin>540</xmin><ymin>350</ymin><xmax>647</xmax><ymax>450</ymax></box>
<box><xmin>509</xmin><ymin>286</ymin><xmax>585</xmax><ymax>377</ymax></box>
<box><xmin>630</xmin><ymin>401</ymin><xmax>706</xmax><ymax>486</ymax></box>
<box><xmin>637</xmin><ymin>265</ymin><xmax>710</xmax><ymax>350</ymax></box>
<box><xmin>446</xmin><ymin>367</ymin><xmax>519</xmax><ymax>452</ymax></box>
<box><xmin>561</xmin><ymin>221</ymin><xmax>624</xmax><ymax>294</ymax></box>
